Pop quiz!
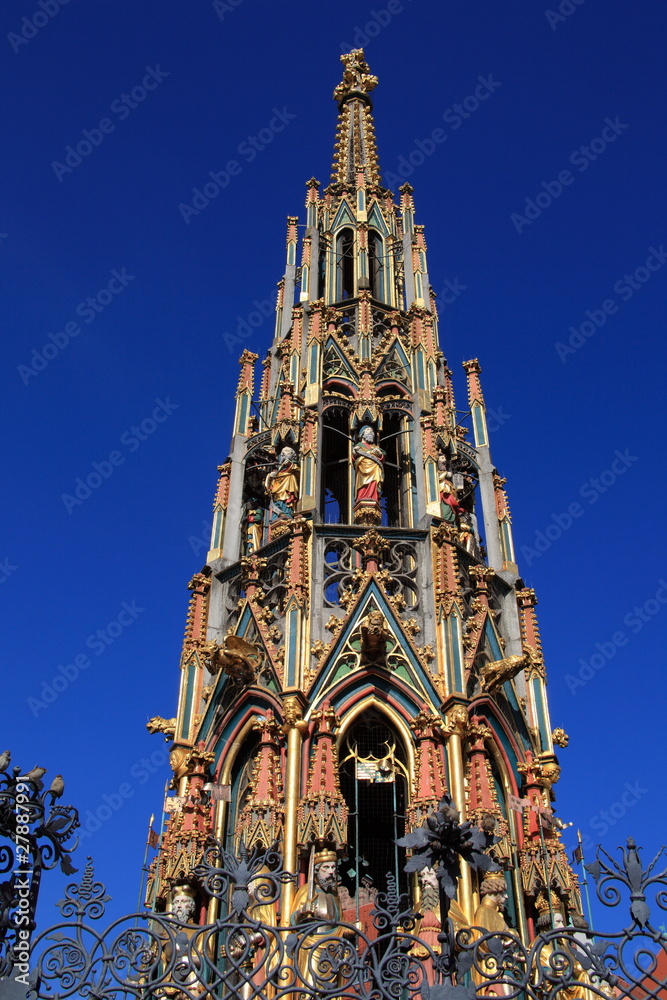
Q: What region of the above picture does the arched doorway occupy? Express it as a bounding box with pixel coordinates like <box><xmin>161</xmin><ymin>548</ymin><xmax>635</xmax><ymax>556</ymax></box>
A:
<box><xmin>338</xmin><ymin>710</ymin><xmax>409</xmax><ymax>924</ymax></box>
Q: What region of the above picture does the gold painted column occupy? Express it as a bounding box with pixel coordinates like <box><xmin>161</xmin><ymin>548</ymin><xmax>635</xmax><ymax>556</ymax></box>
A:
<box><xmin>445</xmin><ymin>703</ymin><xmax>474</xmax><ymax>921</ymax></box>
<box><xmin>281</xmin><ymin>694</ymin><xmax>308</xmax><ymax>924</ymax></box>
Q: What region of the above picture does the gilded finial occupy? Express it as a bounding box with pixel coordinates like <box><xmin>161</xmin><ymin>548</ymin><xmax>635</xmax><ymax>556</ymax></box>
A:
<box><xmin>333</xmin><ymin>49</ymin><xmax>378</xmax><ymax>103</ymax></box>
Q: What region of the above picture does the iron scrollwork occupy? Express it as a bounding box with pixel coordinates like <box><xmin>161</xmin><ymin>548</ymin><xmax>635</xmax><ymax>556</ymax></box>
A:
<box><xmin>0</xmin><ymin>759</ymin><xmax>79</xmax><ymax>987</ymax></box>
<box><xmin>3</xmin><ymin>836</ymin><xmax>666</xmax><ymax>1000</ymax></box>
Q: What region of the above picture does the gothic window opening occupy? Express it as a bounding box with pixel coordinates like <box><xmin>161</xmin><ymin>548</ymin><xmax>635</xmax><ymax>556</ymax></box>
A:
<box><xmin>339</xmin><ymin>712</ymin><xmax>409</xmax><ymax>920</ymax></box>
<box><xmin>336</xmin><ymin>228</ymin><xmax>355</xmax><ymax>301</ymax></box>
<box><xmin>368</xmin><ymin>229</ymin><xmax>385</xmax><ymax>302</ymax></box>
<box><xmin>380</xmin><ymin>411</ymin><xmax>413</xmax><ymax>527</ymax></box>
<box><xmin>322</xmin><ymin>407</ymin><xmax>351</xmax><ymax>524</ymax></box>
<box><xmin>224</xmin><ymin>732</ymin><xmax>260</xmax><ymax>854</ymax></box>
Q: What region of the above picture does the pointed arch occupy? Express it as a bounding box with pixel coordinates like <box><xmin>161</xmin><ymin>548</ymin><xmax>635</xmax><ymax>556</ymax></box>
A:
<box><xmin>335</xmin><ymin>227</ymin><xmax>355</xmax><ymax>300</ymax></box>
<box><xmin>335</xmin><ymin>696</ymin><xmax>415</xmax><ymax>906</ymax></box>
<box><xmin>368</xmin><ymin>229</ymin><xmax>385</xmax><ymax>302</ymax></box>
<box><xmin>332</xmin><ymin>199</ymin><xmax>357</xmax><ymax>229</ymax></box>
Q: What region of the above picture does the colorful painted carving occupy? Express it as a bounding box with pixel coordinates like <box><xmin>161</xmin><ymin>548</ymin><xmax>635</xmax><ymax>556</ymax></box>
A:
<box><xmin>242</xmin><ymin>496</ymin><xmax>265</xmax><ymax>553</ymax></box>
<box><xmin>265</xmin><ymin>446</ymin><xmax>299</xmax><ymax>521</ymax></box>
<box><xmin>289</xmin><ymin>849</ymin><xmax>352</xmax><ymax>986</ymax></box>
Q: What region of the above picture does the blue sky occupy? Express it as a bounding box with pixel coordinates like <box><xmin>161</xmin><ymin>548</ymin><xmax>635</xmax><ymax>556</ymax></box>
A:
<box><xmin>2</xmin><ymin>0</ymin><xmax>666</xmax><ymax>934</ymax></box>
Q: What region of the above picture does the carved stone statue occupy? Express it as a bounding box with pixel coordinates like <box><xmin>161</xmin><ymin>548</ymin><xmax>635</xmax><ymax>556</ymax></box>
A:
<box><xmin>360</xmin><ymin>609</ymin><xmax>390</xmax><ymax>667</ymax></box>
<box><xmin>411</xmin><ymin>867</ymin><xmax>469</xmax><ymax>973</ymax></box>
<box><xmin>472</xmin><ymin>874</ymin><xmax>511</xmax><ymax>990</ymax></box>
<box><xmin>353</xmin><ymin>426</ymin><xmax>385</xmax><ymax>505</ymax></box>
<box><xmin>159</xmin><ymin>885</ymin><xmax>210</xmax><ymax>999</ymax></box>
<box><xmin>481</xmin><ymin>644</ymin><xmax>540</xmax><ymax>694</ymax></box>
<box><xmin>533</xmin><ymin>894</ymin><xmax>598</xmax><ymax>1000</ymax></box>
<box><xmin>242</xmin><ymin>496</ymin><xmax>265</xmax><ymax>553</ymax></box>
<box><xmin>146</xmin><ymin>716</ymin><xmax>177</xmax><ymax>738</ymax></box>
<box><xmin>290</xmin><ymin>849</ymin><xmax>352</xmax><ymax>989</ymax></box>
<box><xmin>265</xmin><ymin>447</ymin><xmax>299</xmax><ymax>522</ymax></box>
<box><xmin>437</xmin><ymin>453</ymin><xmax>465</xmax><ymax>524</ymax></box>
<box><xmin>208</xmin><ymin>634</ymin><xmax>263</xmax><ymax>684</ymax></box>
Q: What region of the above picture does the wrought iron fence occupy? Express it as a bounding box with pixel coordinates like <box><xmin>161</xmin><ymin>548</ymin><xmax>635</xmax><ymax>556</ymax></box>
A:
<box><xmin>1</xmin><ymin>760</ymin><xmax>666</xmax><ymax>1000</ymax></box>
<box><xmin>0</xmin><ymin>836</ymin><xmax>662</xmax><ymax>1000</ymax></box>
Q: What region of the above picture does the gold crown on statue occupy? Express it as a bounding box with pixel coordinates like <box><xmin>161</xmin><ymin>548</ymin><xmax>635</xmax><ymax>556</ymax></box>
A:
<box><xmin>481</xmin><ymin>874</ymin><xmax>506</xmax><ymax>890</ymax></box>
<box><xmin>535</xmin><ymin>890</ymin><xmax>563</xmax><ymax>913</ymax></box>
<box><xmin>171</xmin><ymin>881</ymin><xmax>197</xmax><ymax>899</ymax></box>
<box><xmin>314</xmin><ymin>849</ymin><xmax>338</xmax><ymax>864</ymax></box>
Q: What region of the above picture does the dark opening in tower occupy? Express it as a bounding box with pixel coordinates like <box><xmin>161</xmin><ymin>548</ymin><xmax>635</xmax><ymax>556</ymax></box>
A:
<box><xmin>336</xmin><ymin>228</ymin><xmax>355</xmax><ymax>301</ymax></box>
<box><xmin>322</xmin><ymin>406</ymin><xmax>350</xmax><ymax>523</ymax></box>
<box><xmin>339</xmin><ymin>711</ymin><xmax>408</xmax><ymax>914</ymax></box>
<box><xmin>224</xmin><ymin>731</ymin><xmax>260</xmax><ymax>854</ymax></box>
<box><xmin>368</xmin><ymin>229</ymin><xmax>385</xmax><ymax>302</ymax></box>
<box><xmin>380</xmin><ymin>411</ymin><xmax>413</xmax><ymax>527</ymax></box>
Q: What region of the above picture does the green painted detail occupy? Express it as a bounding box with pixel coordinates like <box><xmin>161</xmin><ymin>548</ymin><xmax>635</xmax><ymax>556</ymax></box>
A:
<box><xmin>332</xmin><ymin>199</ymin><xmax>356</xmax><ymax>229</ymax></box>
<box><xmin>427</xmin><ymin>460</ymin><xmax>437</xmax><ymax>503</ymax></box>
<box><xmin>472</xmin><ymin>403</ymin><xmax>488</xmax><ymax>447</ymax></box>
<box><xmin>180</xmin><ymin>661</ymin><xmax>195</xmax><ymax>740</ymax></box>
<box><xmin>304</xmin><ymin>454</ymin><xmax>312</xmax><ymax>497</ymax></box>
<box><xmin>416</xmin><ymin>350</ymin><xmax>426</xmax><ymax>390</ymax></box>
<box><xmin>449</xmin><ymin>614</ymin><xmax>464</xmax><ymax>692</ymax></box>
<box><xmin>236</xmin><ymin>393</ymin><xmax>249</xmax><ymax>434</ymax></box>
<box><xmin>286</xmin><ymin>608</ymin><xmax>298</xmax><ymax>686</ymax></box>
<box><xmin>211</xmin><ymin>507</ymin><xmax>223</xmax><ymax>549</ymax></box>
<box><xmin>501</xmin><ymin>520</ymin><xmax>515</xmax><ymax>562</ymax></box>
<box><xmin>368</xmin><ymin>202</ymin><xmax>389</xmax><ymax>235</ymax></box>
<box><xmin>309</xmin><ymin>342</ymin><xmax>319</xmax><ymax>383</ymax></box>
<box><xmin>532</xmin><ymin>677</ymin><xmax>548</xmax><ymax>750</ymax></box>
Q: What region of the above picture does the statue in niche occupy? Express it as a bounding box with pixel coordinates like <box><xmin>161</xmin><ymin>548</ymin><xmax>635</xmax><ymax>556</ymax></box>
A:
<box><xmin>533</xmin><ymin>894</ymin><xmax>599</xmax><ymax>1000</ymax></box>
<box><xmin>353</xmin><ymin>426</ymin><xmax>385</xmax><ymax>505</ymax></box>
<box><xmin>437</xmin><ymin>452</ymin><xmax>465</xmax><ymax>524</ymax></box>
<box><xmin>265</xmin><ymin>446</ymin><xmax>299</xmax><ymax>521</ymax></box>
<box><xmin>290</xmin><ymin>848</ymin><xmax>354</xmax><ymax>991</ymax></box>
<box><xmin>411</xmin><ymin>867</ymin><xmax>469</xmax><ymax>979</ymax></box>
<box><xmin>242</xmin><ymin>496</ymin><xmax>265</xmax><ymax>553</ymax></box>
<box><xmin>472</xmin><ymin>874</ymin><xmax>512</xmax><ymax>991</ymax></box>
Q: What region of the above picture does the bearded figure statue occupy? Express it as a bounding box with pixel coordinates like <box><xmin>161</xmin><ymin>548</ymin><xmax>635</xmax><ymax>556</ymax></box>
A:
<box><xmin>289</xmin><ymin>849</ymin><xmax>354</xmax><ymax>993</ymax></box>
<box><xmin>159</xmin><ymin>885</ymin><xmax>210</xmax><ymax>999</ymax></box>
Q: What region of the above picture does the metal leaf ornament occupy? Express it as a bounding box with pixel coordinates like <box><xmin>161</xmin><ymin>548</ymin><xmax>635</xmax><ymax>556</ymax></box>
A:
<box><xmin>397</xmin><ymin>795</ymin><xmax>501</xmax><ymax>899</ymax></box>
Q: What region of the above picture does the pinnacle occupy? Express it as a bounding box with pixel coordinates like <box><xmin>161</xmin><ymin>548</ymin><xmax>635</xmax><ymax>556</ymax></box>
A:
<box><xmin>330</xmin><ymin>50</ymin><xmax>381</xmax><ymax>187</ymax></box>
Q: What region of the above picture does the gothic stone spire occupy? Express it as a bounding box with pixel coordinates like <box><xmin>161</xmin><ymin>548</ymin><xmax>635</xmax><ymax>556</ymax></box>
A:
<box><xmin>331</xmin><ymin>49</ymin><xmax>381</xmax><ymax>187</ymax></box>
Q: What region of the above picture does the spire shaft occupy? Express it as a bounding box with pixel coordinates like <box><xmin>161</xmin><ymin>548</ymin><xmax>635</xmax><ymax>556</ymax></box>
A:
<box><xmin>331</xmin><ymin>49</ymin><xmax>381</xmax><ymax>186</ymax></box>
